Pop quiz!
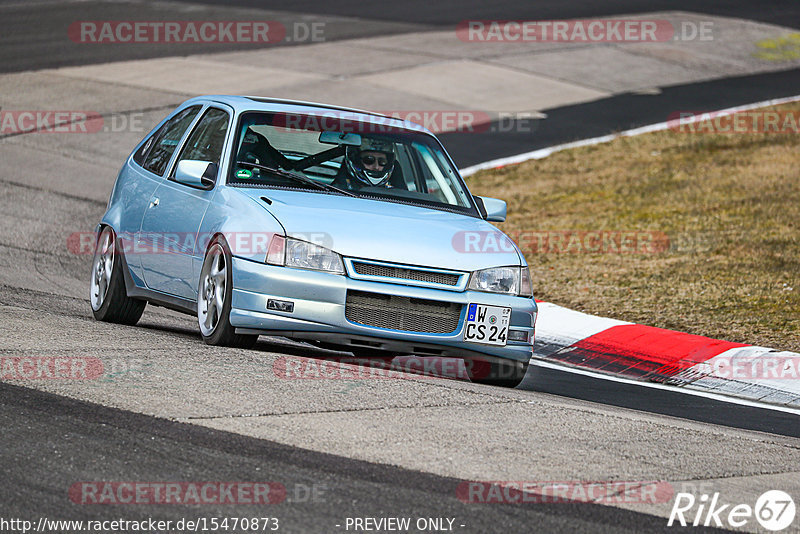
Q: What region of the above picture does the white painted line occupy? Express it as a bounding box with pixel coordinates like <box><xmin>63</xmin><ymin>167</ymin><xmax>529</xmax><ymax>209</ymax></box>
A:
<box><xmin>530</xmin><ymin>359</ymin><xmax>800</xmax><ymax>416</ymax></box>
<box><xmin>460</xmin><ymin>94</ymin><xmax>800</xmax><ymax>177</ymax></box>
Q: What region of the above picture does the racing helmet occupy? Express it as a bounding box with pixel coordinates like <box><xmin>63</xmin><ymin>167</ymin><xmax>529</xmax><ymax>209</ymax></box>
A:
<box><xmin>345</xmin><ymin>138</ymin><xmax>396</xmax><ymax>186</ymax></box>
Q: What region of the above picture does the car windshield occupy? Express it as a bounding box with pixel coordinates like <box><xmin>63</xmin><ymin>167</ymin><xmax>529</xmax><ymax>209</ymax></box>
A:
<box><xmin>228</xmin><ymin>111</ymin><xmax>477</xmax><ymax>215</ymax></box>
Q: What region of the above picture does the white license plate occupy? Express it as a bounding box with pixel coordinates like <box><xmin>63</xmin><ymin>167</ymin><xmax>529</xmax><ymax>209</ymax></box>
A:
<box><xmin>464</xmin><ymin>304</ymin><xmax>511</xmax><ymax>346</ymax></box>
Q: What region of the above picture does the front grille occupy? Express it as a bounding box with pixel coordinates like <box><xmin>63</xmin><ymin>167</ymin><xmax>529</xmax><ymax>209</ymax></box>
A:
<box><xmin>352</xmin><ymin>261</ymin><xmax>461</xmax><ymax>286</ymax></box>
<box><xmin>345</xmin><ymin>291</ymin><xmax>461</xmax><ymax>334</ymax></box>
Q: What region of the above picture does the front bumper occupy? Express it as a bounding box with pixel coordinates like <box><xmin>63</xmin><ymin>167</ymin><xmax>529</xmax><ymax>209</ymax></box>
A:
<box><xmin>229</xmin><ymin>257</ymin><xmax>537</xmax><ymax>363</ymax></box>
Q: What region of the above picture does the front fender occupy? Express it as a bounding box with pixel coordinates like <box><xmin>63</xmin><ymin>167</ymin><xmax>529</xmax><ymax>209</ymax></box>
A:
<box><xmin>192</xmin><ymin>186</ymin><xmax>286</xmax><ymax>284</ymax></box>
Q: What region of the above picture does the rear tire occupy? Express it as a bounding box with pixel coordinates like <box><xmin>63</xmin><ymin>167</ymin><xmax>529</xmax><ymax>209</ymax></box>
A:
<box><xmin>198</xmin><ymin>236</ymin><xmax>258</xmax><ymax>349</ymax></box>
<box><xmin>90</xmin><ymin>226</ymin><xmax>146</xmax><ymax>325</ymax></box>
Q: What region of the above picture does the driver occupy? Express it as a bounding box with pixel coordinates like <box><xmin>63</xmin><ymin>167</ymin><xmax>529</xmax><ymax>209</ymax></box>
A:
<box><xmin>333</xmin><ymin>138</ymin><xmax>396</xmax><ymax>190</ymax></box>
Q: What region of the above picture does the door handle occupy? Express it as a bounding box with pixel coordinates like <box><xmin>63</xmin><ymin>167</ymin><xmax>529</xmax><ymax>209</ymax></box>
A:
<box><xmin>149</xmin><ymin>197</ymin><xmax>159</xmax><ymax>208</ymax></box>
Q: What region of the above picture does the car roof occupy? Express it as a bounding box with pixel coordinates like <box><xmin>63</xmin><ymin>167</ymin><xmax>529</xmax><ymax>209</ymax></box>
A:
<box><xmin>181</xmin><ymin>95</ymin><xmax>434</xmax><ymax>135</ymax></box>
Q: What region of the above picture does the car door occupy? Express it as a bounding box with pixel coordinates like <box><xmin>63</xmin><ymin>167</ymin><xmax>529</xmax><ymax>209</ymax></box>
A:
<box><xmin>139</xmin><ymin>106</ymin><xmax>231</xmax><ymax>299</ymax></box>
<box><xmin>124</xmin><ymin>105</ymin><xmax>202</xmax><ymax>283</ymax></box>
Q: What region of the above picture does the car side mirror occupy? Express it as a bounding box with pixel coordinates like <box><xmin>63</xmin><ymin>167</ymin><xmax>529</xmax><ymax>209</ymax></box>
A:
<box><xmin>174</xmin><ymin>160</ymin><xmax>216</xmax><ymax>189</ymax></box>
<box><xmin>475</xmin><ymin>196</ymin><xmax>507</xmax><ymax>222</ymax></box>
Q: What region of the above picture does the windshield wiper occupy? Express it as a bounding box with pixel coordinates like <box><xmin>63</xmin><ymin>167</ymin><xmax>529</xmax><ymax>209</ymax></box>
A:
<box><xmin>235</xmin><ymin>161</ymin><xmax>357</xmax><ymax>197</ymax></box>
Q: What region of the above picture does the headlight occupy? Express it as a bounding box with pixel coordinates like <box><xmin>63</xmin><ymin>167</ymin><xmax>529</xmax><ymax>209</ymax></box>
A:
<box><xmin>468</xmin><ymin>265</ymin><xmax>533</xmax><ymax>297</ymax></box>
<box><xmin>266</xmin><ymin>235</ymin><xmax>344</xmax><ymax>274</ymax></box>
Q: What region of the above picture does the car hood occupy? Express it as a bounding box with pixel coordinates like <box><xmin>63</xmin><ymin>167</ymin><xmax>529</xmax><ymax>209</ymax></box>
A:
<box><xmin>237</xmin><ymin>188</ymin><xmax>523</xmax><ymax>271</ymax></box>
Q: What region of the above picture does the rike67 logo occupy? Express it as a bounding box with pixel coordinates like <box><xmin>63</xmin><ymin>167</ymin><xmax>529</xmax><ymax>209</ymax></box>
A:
<box><xmin>668</xmin><ymin>490</ymin><xmax>796</xmax><ymax>531</ymax></box>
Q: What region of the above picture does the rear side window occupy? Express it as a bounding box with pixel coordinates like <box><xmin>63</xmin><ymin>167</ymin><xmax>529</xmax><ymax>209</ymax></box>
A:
<box><xmin>134</xmin><ymin>105</ymin><xmax>202</xmax><ymax>175</ymax></box>
<box><xmin>132</xmin><ymin>135</ymin><xmax>153</xmax><ymax>166</ymax></box>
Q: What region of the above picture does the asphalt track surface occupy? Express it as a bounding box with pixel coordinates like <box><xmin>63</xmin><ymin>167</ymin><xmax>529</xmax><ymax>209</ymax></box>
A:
<box><xmin>441</xmin><ymin>67</ymin><xmax>800</xmax><ymax>167</ymax></box>
<box><xmin>2</xmin><ymin>0</ymin><xmax>797</xmax><ymax>167</ymax></box>
<box><xmin>2</xmin><ymin>382</ymin><xmax>727</xmax><ymax>534</ymax></box>
<box><xmin>177</xmin><ymin>0</ymin><xmax>800</xmax><ymax>28</ymax></box>
<box><xmin>2</xmin><ymin>1</ymin><xmax>800</xmax><ymax>532</ymax></box>
<box><xmin>2</xmin><ymin>0</ymin><xmax>798</xmax><ymax>72</ymax></box>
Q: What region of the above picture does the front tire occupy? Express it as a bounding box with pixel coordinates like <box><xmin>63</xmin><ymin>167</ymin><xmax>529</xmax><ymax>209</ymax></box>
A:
<box><xmin>198</xmin><ymin>237</ymin><xmax>258</xmax><ymax>349</ymax></box>
<box><xmin>466</xmin><ymin>357</ymin><xmax>529</xmax><ymax>388</ymax></box>
<box><xmin>90</xmin><ymin>226</ymin><xmax>146</xmax><ymax>325</ymax></box>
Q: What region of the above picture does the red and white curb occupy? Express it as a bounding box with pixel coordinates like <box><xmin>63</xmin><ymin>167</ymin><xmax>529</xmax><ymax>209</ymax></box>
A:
<box><xmin>459</xmin><ymin>95</ymin><xmax>800</xmax><ymax>409</ymax></box>
<box><xmin>533</xmin><ymin>302</ymin><xmax>800</xmax><ymax>409</ymax></box>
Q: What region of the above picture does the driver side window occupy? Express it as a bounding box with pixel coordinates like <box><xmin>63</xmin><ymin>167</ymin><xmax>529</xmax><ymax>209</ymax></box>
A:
<box><xmin>175</xmin><ymin>108</ymin><xmax>230</xmax><ymax>168</ymax></box>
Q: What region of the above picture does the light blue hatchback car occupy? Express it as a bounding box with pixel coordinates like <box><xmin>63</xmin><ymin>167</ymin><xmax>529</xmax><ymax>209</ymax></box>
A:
<box><xmin>90</xmin><ymin>96</ymin><xmax>537</xmax><ymax>387</ymax></box>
